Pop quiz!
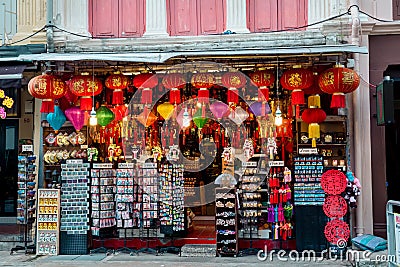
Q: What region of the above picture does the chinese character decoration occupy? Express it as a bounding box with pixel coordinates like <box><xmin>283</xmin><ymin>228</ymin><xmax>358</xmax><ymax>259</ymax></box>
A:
<box><xmin>69</xmin><ymin>74</ymin><xmax>103</xmax><ymax>111</ymax></box>
<box><xmin>318</xmin><ymin>64</ymin><xmax>360</xmax><ymax>108</ymax></box>
<box><xmin>0</xmin><ymin>89</ymin><xmax>14</xmax><ymax>119</ymax></box>
<box><xmin>222</xmin><ymin>71</ymin><xmax>247</xmax><ymax>107</ymax></box>
<box><xmin>191</xmin><ymin>72</ymin><xmax>215</xmax><ymax>117</ymax></box>
<box><xmin>105</xmin><ymin>72</ymin><xmax>129</xmax><ymax>105</ymax></box>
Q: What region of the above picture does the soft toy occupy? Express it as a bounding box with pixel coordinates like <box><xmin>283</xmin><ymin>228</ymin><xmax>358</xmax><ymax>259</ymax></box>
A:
<box><xmin>344</xmin><ymin>172</ymin><xmax>361</xmax><ymax>208</ymax></box>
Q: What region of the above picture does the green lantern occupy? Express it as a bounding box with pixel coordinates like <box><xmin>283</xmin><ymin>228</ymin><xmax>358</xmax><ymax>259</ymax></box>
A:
<box><xmin>96</xmin><ymin>105</ymin><xmax>115</xmax><ymax>127</ymax></box>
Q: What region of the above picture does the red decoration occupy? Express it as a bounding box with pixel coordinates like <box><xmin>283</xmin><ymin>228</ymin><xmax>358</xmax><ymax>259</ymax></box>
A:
<box><xmin>28</xmin><ymin>74</ymin><xmax>67</xmax><ymax>113</ymax></box>
<box><xmin>69</xmin><ymin>75</ymin><xmax>103</xmax><ymax>111</ymax></box>
<box><xmin>324</xmin><ymin>219</ymin><xmax>350</xmax><ymax>244</ymax></box>
<box><xmin>321</xmin><ymin>169</ymin><xmax>347</xmax><ymax>195</ymax></box>
<box><xmin>323</xmin><ymin>195</ymin><xmax>348</xmax><ymax>218</ymax></box>
<box><xmin>301</xmin><ymin>107</ymin><xmax>326</xmax><ymax>147</ymax></box>
<box><xmin>133</xmin><ymin>73</ymin><xmax>159</xmax><ymax>105</ymax></box>
<box><xmin>280</xmin><ymin>67</ymin><xmax>313</xmax><ymax>118</ymax></box>
<box><xmin>318</xmin><ymin>65</ymin><xmax>360</xmax><ymax>108</ymax></box>
<box><xmin>112</xmin><ymin>105</ymin><xmax>128</xmax><ymax>122</ymax></box>
<box><xmin>162</xmin><ymin>73</ymin><xmax>186</xmax><ymax>105</ymax></box>
<box><xmin>192</xmin><ymin>73</ymin><xmax>215</xmax><ymax>104</ymax></box>
<box><xmin>105</xmin><ymin>72</ymin><xmax>129</xmax><ymax>105</ymax></box>
<box><xmin>303</xmin><ymin>73</ymin><xmax>323</xmax><ymax>95</ymax></box>
<box><xmin>222</xmin><ymin>72</ymin><xmax>246</xmax><ymax>104</ymax></box>
<box><xmin>249</xmin><ymin>69</ymin><xmax>275</xmax><ymax>102</ymax></box>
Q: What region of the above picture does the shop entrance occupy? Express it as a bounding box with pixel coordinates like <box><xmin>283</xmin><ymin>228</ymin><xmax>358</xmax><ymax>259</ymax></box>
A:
<box><xmin>0</xmin><ymin>119</ymin><xmax>19</xmax><ymax>216</ymax></box>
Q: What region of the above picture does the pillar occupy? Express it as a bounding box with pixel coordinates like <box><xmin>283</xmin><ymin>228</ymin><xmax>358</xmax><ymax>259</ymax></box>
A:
<box><xmin>225</xmin><ymin>0</ymin><xmax>249</xmax><ymax>33</ymax></box>
<box><xmin>143</xmin><ymin>0</ymin><xmax>169</xmax><ymax>37</ymax></box>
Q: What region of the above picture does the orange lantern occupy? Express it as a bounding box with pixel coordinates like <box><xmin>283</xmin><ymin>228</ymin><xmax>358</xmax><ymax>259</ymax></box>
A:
<box><xmin>280</xmin><ymin>67</ymin><xmax>313</xmax><ymax>118</ymax></box>
<box><xmin>105</xmin><ymin>72</ymin><xmax>129</xmax><ymax>105</ymax></box>
<box><xmin>133</xmin><ymin>73</ymin><xmax>159</xmax><ymax>105</ymax></box>
<box><xmin>191</xmin><ymin>73</ymin><xmax>215</xmax><ymax>103</ymax></box>
<box><xmin>318</xmin><ymin>65</ymin><xmax>360</xmax><ymax>108</ymax></box>
<box><xmin>162</xmin><ymin>73</ymin><xmax>186</xmax><ymax>105</ymax></box>
<box><xmin>28</xmin><ymin>74</ymin><xmax>67</xmax><ymax>113</ymax></box>
<box><xmin>249</xmin><ymin>69</ymin><xmax>275</xmax><ymax>102</ymax></box>
<box><xmin>69</xmin><ymin>75</ymin><xmax>103</xmax><ymax>111</ymax></box>
<box><xmin>221</xmin><ymin>72</ymin><xmax>247</xmax><ymax>105</ymax></box>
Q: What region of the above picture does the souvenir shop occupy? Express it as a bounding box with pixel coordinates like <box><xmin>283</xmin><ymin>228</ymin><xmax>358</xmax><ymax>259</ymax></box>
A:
<box><xmin>22</xmin><ymin>53</ymin><xmax>362</xmax><ymax>256</ymax></box>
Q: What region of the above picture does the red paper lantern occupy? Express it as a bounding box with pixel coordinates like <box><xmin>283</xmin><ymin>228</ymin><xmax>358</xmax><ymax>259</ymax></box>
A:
<box><xmin>69</xmin><ymin>75</ymin><xmax>103</xmax><ymax>111</ymax></box>
<box><xmin>133</xmin><ymin>73</ymin><xmax>159</xmax><ymax>105</ymax></box>
<box><xmin>105</xmin><ymin>72</ymin><xmax>129</xmax><ymax>105</ymax></box>
<box><xmin>221</xmin><ymin>72</ymin><xmax>246</xmax><ymax>104</ymax></box>
<box><xmin>249</xmin><ymin>69</ymin><xmax>275</xmax><ymax>102</ymax></box>
<box><xmin>301</xmin><ymin>107</ymin><xmax>326</xmax><ymax>147</ymax></box>
<box><xmin>303</xmin><ymin>73</ymin><xmax>324</xmax><ymax>95</ymax></box>
<box><xmin>28</xmin><ymin>74</ymin><xmax>67</xmax><ymax>113</ymax></box>
<box><xmin>280</xmin><ymin>67</ymin><xmax>313</xmax><ymax>118</ymax></box>
<box><xmin>321</xmin><ymin>169</ymin><xmax>347</xmax><ymax>195</ymax></box>
<box><xmin>191</xmin><ymin>73</ymin><xmax>215</xmax><ymax>104</ymax></box>
<box><xmin>318</xmin><ymin>65</ymin><xmax>360</xmax><ymax>108</ymax></box>
<box><xmin>324</xmin><ymin>219</ymin><xmax>350</xmax><ymax>244</ymax></box>
<box><xmin>323</xmin><ymin>195</ymin><xmax>348</xmax><ymax>218</ymax></box>
<box><xmin>162</xmin><ymin>73</ymin><xmax>186</xmax><ymax>105</ymax></box>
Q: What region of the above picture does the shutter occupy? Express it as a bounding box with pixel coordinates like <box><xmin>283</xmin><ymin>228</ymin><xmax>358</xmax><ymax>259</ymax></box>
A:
<box><xmin>118</xmin><ymin>0</ymin><xmax>145</xmax><ymax>37</ymax></box>
<box><xmin>198</xmin><ymin>0</ymin><xmax>225</xmax><ymax>35</ymax></box>
<box><xmin>90</xmin><ymin>0</ymin><xmax>119</xmax><ymax>37</ymax></box>
<box><xmin>168</xmin><ymin>0</ymin><xmax>197</xmax><ymax>36</ymax></box>
<box><xmin>247</xmin><ymin>0</ymin><xmax>278</xmax><ymax>32</ymax></box>
<box><xmin>394</xmin><ymin>0</ymin><xmax>400</xmax><ymax>20</ymax></box>
<box><xmin>279</xmin><ymin>0</ymin><xmax>307</xmax><ymax>31</ymax></box>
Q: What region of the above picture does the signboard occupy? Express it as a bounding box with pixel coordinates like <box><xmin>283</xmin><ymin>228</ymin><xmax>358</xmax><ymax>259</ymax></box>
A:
<box><xmin>22</xmin><ymin>145</ymin><xmax>33</xmax><ymax>152</ymax></box>
<box><xmin>268</xmin><ymin>161</ymin><xmax>284</xmax><ymax>167</ymax></box>
<box><xmin>299</xmin><ymin>148</ymin><xmax>318</xmax><ymax>154</ymax></box>
<box><xmin>376</xmin><ymin>78</ymin><xmax>394</xmax><ymax>126</ymax></box>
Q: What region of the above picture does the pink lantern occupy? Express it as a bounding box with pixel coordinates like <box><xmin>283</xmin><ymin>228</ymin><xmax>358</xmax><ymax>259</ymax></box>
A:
<box><xmin>65</xmin><ymin>107</ymin><xmax>86</xmax><ymax>131</ymax></box>
<box><xmin>176</xmin><ymin>107</ymin><xmax>192</xmax><ymax>129</ymax></box>
<box><xmin>210</xmin><ymin>101</ymin><xmax>229</xmax><ymax>120</ymax></box>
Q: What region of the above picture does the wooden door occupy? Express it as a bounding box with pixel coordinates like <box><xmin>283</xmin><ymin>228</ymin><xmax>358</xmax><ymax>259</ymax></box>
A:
<box><xmin>247</xmin><ymin>0</ymin><xmax>278</xmax><ymax>32</ymax></box>
<box><xmin>118</xmin><ymin>0</ymin><xmax>145</xmax><ymax>37</ymax></box>
<box><xmin>90</xmin><ymin>0</ymin><xmax>119</xmax><ymax>37</ymax></box>
<box><xmin>198</xmin><ymin>0</ymin><xmax>225</xmax><ymax>35</ymax></box>
<box><xmin>168</xmin><ymin>0</ymin><xmax>198</xmax><ymax>36</ymax></box>
<box><xmin>278</xmin><ymin>0</ymin><xmax>307</xmax><ymax>31</ymax></box>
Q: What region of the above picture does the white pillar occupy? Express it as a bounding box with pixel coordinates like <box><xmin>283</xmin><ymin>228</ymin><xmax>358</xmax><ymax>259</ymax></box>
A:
<box><xmin>225</xmin><ymin>0</ymin><xmax>249</xmax><ymax>33</ymax></box>
<box><xmin>143</xmin><ymin>0</ymin><xmax>169</xmax><ymax>37</ymax></box>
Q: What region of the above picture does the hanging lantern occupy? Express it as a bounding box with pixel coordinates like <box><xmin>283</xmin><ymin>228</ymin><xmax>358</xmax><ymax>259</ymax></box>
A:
<box><xmin>28</xmin><ymin>74</ymin><xmax>67</xmax><ymax>113</ymax></box>
<box><xmin>133</xmin><ymin>73</ymin><xmax>159</xmax><ymax>105</ymax></box>
<box><xmin>136</xmin><ymin>110</ymin><xmax>158</xmax><ymax>127</ymax></box>
<box><xmin>222</xmin><ymin>72</ymin><xmax>247</xmax><ymax>105</ymax></box>
<box><xmin>69</xmin><ymin>75</ymin><xmax>103</xmax><ymax>111</ymax></box>
<box><xmin>96</xmin><ymin>105</ymin><xmax>115</xmax><ymax>128</ymax></box>
<box><xmin>249</xmin><ymin>101</ymin><xmax>271</xmax><ymax>117</ymax></box>
<box><xmin>65</xmin><ymin>106</ymin><xmax>86</xmax><ymax>131</ymax></box>
<box><xmin>193</xmin><ymin>109</ymin><xmax>208</xmax><ymax>129</ymax></box>
<box><xmin>210</xmin><ymin>101</ymin><xmax>229</xmax><ymax>120</ymax></box>
<box><xmin>176</xmin><ymin>107</ymin><xmax>192</xmax><ymax>129</ymax></box>
<box><xmin>191</xmin><ymin>72</ymin><xmax>215</xmax><ymax>103</ymax></box>
<box><xmin>318</xmin><ymin>65</ymin><xmax>360</xmax><ymax>108</ymax></box>
<box><xmin>301</xmin><ymin>95</ymin><xmax>326</xmax><ymax>147</ymax></box>
<box><xmin>280</xmin><ymin>67</ymin><xmax>313</xmax><ymax>118</ymax></box>
<box><xmin>162</xmin><ymin>73</ymin><xmax>186</xmax><ymax>105</ymax></box>
<box><xmin>303</xmin><ymin>72</ymin><xmax>323</xmax><ymax>95</ymax></box>
<box><xmin>46</xmin><ymin>105</ymin><xmax>66</xmax><ymax>133</ymax></box>
<box><xmin>111</xmin><ymin>104</ymin><xmax>127</xmax><ymax>122</ymax></box>
<box><xmin>157</xmin><ymin>102</ymin><xmax>175</xmax><ymax>120</ymax></box>
<box><xmin>249</xmin><ymin>69</ymin><xmax>275</xmax><ymax>102</ymax></box>
<box><xmin>105</xmin><ymin>72</ymin><xmax>129</xmax><ymax>105</ymax></box>
<box><xmin>228</xmin><ymin>106</ymin><xmax>249</xmax><ymax>126</ymax></box>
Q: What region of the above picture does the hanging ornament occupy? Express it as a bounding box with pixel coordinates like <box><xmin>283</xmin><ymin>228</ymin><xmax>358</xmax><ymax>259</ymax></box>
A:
<box><xmin>69</xmin><ymin>74</ymin><xmax>103</xmax><ymax>111</ymax></box>
<box><xmin>323</xmin><ymin>195</ymin><xmax>348</xmax><ymax>218</ymax></box>
<box><xmin>105</xmin><ymin>72</ymin><xmax>129</xmax><ymax>105</ymax></box>
<box><xmin>280</xmin><ymin>66</ymin><xmax>313</xmax><ymax>118</ymax></box>
<box><xmin>191</xmin><ymin>72</ymin><xmax>215</xmax><ymax>103</ymax></box>
<box><xmin>249</xmin><ymin>69</ymin><xmax>275</xmax><ymax>102</ymax></box>
<box><xmin>301</xmin><ymin>95</ymin><xmax>326</xmax><ymax>147</ymax></box>
<box><xmin>176</xmin><ymin>107</ymin><xmax>192</xmax><ymax>129</ymax></box>
<box><xmin>318</xmin><ymin>64</ymin><xmax>360</xmax><ymax>108</ymax></box>
<box><xmin>267</xmin><ymin>137</ymin><xmax>278</xmax><ymax>160</ymax></box>
<box><xmin>157</xmin><ymin>102</ymin><xmax>175</xmax><ymax>120</ymax></box>
<box><xmin>228</xmin><ymin>106</ymin><xmax>249</xmax><ymax>126</ymax></box>
<box><xmin>249</xmin><ymin>101</ymin><xmax>271</xmax><ymax>118</ymax></box>
<box><xmin>162</xmin><ymin>73</ymin><xmax>186</xmax><ymax>105</ymax></box>
<box><xmin>324</xmin><ymin>219</ymin><xmax>350</xmax><ymax>244</ymax></box>
<box><xmin>133</xmin><ymin>73</ymin><xmax>159</xmax><ymax>105</ymax></box>
<box><xmin>222</xmin><ymin>72</ymin><xmax>247</xmax><ymax>105</ymax></box>
<box><xmin>193</xmin><ymin>108</ymin><xmax>208</xmax><ymax>140</ymax></box>
<box><xmin>210</xmin><ymin>101</ymin><xmax>229</xmax><ymax>120</ymax></box>
<box><xmin>65</xmin><ymin>106</ymin><xmax>86</xmax><ymax>131</ymax></box>
<box><xmin>166</xmin><ymin>145</ymin><xmax>180</xmax><ymax>161</ymax></box>
<box><xmin>136</xmin><ymin>110</ymin><xmax>158</xmax><ymax>127</ymax></box>
<box><xmin>28</xmin><ymin>73</ymin><xmax>67</xmax><ymax>113</ymax></box>
<box><xmin>222</xmin><ymin>147</ymin><xmax>234</xmax><ymax>163</ymax></box>
<box><xmin>111</xmin><ymin>104</ymin><xmax>128</xmax><ymax>122</ymax></box>
<box><xmin>96</xmin><ymin>105</ymin><xmax>115</xmax><ymax>128</ymax></box>
<box><xmin>243</xmin><ymin>139</ymin><xmax>254</xmax><ymax>160</ymax></box>
<box><xmin>46</xmin><ymin>105</ymin><xmax>66</xmax><ymax>133</ymax></box>
<box><xmin>321</xmin><ymin>169</ymin><xmax>347</xmax><ymax>195</ymax></box>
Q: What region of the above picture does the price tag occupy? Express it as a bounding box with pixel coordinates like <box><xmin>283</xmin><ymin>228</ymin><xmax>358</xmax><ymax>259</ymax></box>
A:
<box><xmin>93</xmin><ymin>163</ymin><xmax>113</xmax><ymax>168</ymax></box>
<box><xmin>22</xmin><ymin>145</ymin><xmax>33</xmax><ymax>152</ymax></box>
<box><xmin>80</xmin><ymin>145</ymin><xmax>88</xmax><ymax>149</ymax></box>
<box><xmin>118</xmin><ymin>163</ymin><xmax>135</xmax><ymax>169</ymax></box>
<box><xmin>299</xmin><ymin>148</ymin><xmax>318</xmax><ymax>154</ymax></box>
<box><xmin>242</xmin><ymin>162</ymin><xmax>257</xmax><ymax>167</ymax></box>
<box><xmin>143</xmin><ymin>163</ymin><xmax>157</xmax><ymax>168</ymax></box>
<box><xmin>269</xmin><ymin>161</ymin><xmax>284</xmax><ymax>167</ymax></box>
<box><xmin>66</xmin><ymin>159</ymin><xmax>83</xmax><ymax>164</ymax></box>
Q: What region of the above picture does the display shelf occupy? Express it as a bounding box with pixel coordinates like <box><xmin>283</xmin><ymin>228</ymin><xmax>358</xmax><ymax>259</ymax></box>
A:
<box><xmin>140</xmin><ymin>162</ymin><xmax>159</xmax><ymax>229</ymax></box>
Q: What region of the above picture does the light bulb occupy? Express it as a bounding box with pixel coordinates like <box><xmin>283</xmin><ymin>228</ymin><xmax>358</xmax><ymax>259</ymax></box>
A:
<box><xmin>89</xmin><ymin>108</ymin><xmax>97</xmax><ymax>126</ymax></box>
<box><xmin>182</xmin><ymin>108</ymin><xmax>191</xmax><ymax>128</ymax></box>
<box><xmin>274</xmin><ymin>106</ymin><xmax>283</xmax><ymax>126</ymax></box>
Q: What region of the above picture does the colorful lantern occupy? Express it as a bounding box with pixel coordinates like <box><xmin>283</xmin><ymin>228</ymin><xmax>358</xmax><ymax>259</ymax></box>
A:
<box><xmin>280</xmin><ymin>67</ymin><xmax>313</xmax><ymax>118</ymax></box>
<box><xmin>191</xmin><ymin>73</ymin><xmax>215</xmax><ymax>103</ymax></box>
<box><xmin>193</xmin><ymin>109</ymin><xmax>208</xmax><ymax>129</ymax></box>
<box><xmin>69</xmin><ymin>75</ymin><xmax>103</xmax><ymax>111</ymax></box>
<box><xmin>157</xmin><ymin>102</ymin><xmax>175</xmax><ymax>120</ymax></box>
<box><xmin>176</xmin><ymin>107</ymin><xmax>192</xmax><ymax>129</ymax></box>
<box><xmin>222</xmin><ymin>72</ymin><xmax>247</xmax><ymax>105</ymax></box>
<box><xmin>96</xmin><ymin>105</ymin><xmax>115</xmax><ymax>127</ymax></box>
<box><xmin>249</xmin><ymin>69</ymin><xmax>275</xmax><ymax>102</ymax></box>
<box><xmin>162</xmin><ymin>73</ymin><xmax>186</xmax><ymax>105</ymax></box>
<box><xmin>46</xmin><ymin>105</ymin><xmax>66</xmax><ymax>132</ymax></box>
<box><xmin>136</xmin><ymin>110</ymin><xmax>157</xmax><ymax>127</ymax></box>
<box><xmin>249</xmin><ymin>101</ymin><xmax>271</xmax><ymax>117</ymax></box>
<box><xmin>105</xmin><ymin>72</ymin><xmax>129</xmax><ymax>105</ymax></box>
<box><xmin>301</xmin><ymin>95</ymin><xmax>326</xmax><ymax>147</ymax></box>
<box><xmin>318</xmin><ymin>65</ymin><xmax>360</xmax><ymax>108</ymax></box>
<box><xmin>228</xmin><ymin>106</ymin><xmax>249</xmax><ymax>126</ymax></box>
<box><xmin>210</xmin><ymin>101</ymin><xmax>228</xmax><ymax>120</ymax></box>
<box><xmin>133</xmin><ymin>73</ymin><xmax>159</xmax><ymax>105</ymax></box>
<box><xmin>64</xmin><ymin>106</ymin><xmax>86</xmax><ymax>131</ymax></box>
<box><xmin>28</xmin><ymin>74</ymin><xmax>67</xmax><ymax>113</ymax></box>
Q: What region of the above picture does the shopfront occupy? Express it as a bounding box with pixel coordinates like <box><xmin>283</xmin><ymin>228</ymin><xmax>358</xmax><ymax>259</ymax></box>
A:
<box><xmin>21</xmin><ymin>48</ymin><xmax>364</xmax><ymax>256</ymax></box>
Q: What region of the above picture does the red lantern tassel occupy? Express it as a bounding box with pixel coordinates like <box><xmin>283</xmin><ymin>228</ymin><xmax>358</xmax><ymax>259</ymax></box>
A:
<box><xmin>141</xmin><ymin>88</ymin><xmax>152</xmax><ymax>104</ymax></box>
<box><xmin>169</xmin><ymin>88</ymin><xmax>181</xmax><ymax>104</ymax></box>
<box><xmin>80</xmin><ymin>96</ymin><xmax>93</xmax><ymax>111</ymax></box>
<box><xmin>227</xmin><ymin>88</ymin><xmax>239</xmax><ymax>104</ymax></box>
<box><xmin>198</xmin><ymin>89</ymin><xmax>209</xmax><ymax>103</ymax></box>
<box><xmin>258</xmin><ymin>87</ymin><xmax>269</xmax><ymax>102</ymax></box>
<box><xmin>295</xmin><ymin>105</ymin><xmax>300</xmax><ymax>119</ymax></box>
<box><xmin>291</xmin><ymin>89</ymin><xmax>305</xmax><ymax>105</ymax></box>
<box><xmin>41</xmin><ymin>99</ymin><xmax>54</xmax><ymax>113</ymax></box>
<box><xmin>330</xmin><ymin>93</ymin><xmax>346</xmax><ymax>108</ymax></box>
<box><xmin>112</xmin><ymin>89</ymin><xmax>124</xmax><ymax>105</ymax></box>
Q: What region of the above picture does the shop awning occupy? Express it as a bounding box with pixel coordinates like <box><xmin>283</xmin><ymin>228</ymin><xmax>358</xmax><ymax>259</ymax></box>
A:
<box><xmin>15</xmin><ymin>44</ymin><xmax>368</xmax><ymax>64</ymax></box>
<box><xmin>0</xmin><ymin>64</ymin><xmax>27</xmax><ymax>88</ymax></box>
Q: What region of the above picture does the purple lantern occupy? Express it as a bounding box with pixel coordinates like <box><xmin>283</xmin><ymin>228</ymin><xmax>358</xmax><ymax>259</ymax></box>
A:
<box><xmin>65</xmin><ymin>106</ymin><xmax>86</xmax><ymax>131</ymax></box>
<box><xmin>210</xmin><ymin>101</ymin><xmax>229</xmax><ymax>120</ymax></box>
<box><xmin>250</xmin><ymin>101</ymin><xmax>271</xmax><ymax>117</ymax></box>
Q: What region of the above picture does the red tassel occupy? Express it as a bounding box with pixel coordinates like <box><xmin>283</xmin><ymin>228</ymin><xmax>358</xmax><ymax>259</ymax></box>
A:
<box><xmin>258</xmin><ymin>87</ymin><xmax>269</xmax><ymax>102</ymax></box>
<box><xmin>291</xmin><ymin>89</ymin><xmax>305</xmax><ymax>105</ymax></box>
<box><xmin>295</xmin><ymin>105</ymin><xmax>300</xmax><ymax>119</ymax></box>
<box><xmin>141</xmin><ymin>88</ymin><xmax>152</xmax><ymax>104</ymax></box>
<box><xmin>330</xmin><ymin>93</ymin><xmax>346</xmax><ymax>108</ymax></box>
<box><xmin>80</xmin><ymin>96</ymin><xmax>93</xmax><ymax>111</ymax></box>
<box><xmin>198</xmin><ymin>89</ymin><xmax>209</xmax><ymax>103</ymax></box>
<box><xmin>41</xmin><ymin>99</ymin><xmax>54</xmax><ymax>113</ymax></box>
<box><xmin>169</xmin><ymin>88</ymin><xmax>181</xmax><ymax>104</ymax></box>
<box><xmin>227</xmin><ymin>88</ymin><xmax>239</xmax><ymax>104</ymax></box>
<box><xmin>112</xmin><ymin>89</ymin><xmax>124</xmax><ymax>105</ymax></box>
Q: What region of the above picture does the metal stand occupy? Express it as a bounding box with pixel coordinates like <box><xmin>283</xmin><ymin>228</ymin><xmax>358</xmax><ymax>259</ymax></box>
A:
<box><xmin>137</xmin><ymin>229</ymin><xmax>158</xmax><ymax>255</ymax></box>
<box><xmin>115</xmin><ymin>229</ymin><xmax>139</xmax><ymax>256</ymax></box>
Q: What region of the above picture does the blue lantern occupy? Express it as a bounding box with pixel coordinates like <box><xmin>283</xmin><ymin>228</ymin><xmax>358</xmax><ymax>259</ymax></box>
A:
<box><xmin>47</xmin><ymin>105</ymin><xmax>66</xmax><ymax>132</ymax></box>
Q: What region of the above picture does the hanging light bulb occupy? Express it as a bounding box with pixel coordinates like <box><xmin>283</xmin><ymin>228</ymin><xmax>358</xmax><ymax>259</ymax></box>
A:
<box><xmin>275</xmin><ymin>105</ymin><xmax>283</xmax><ymax>126</ymax></box>
<box><xmin>89</xmin><ymin>107</ymin><xmax>97</xmax><ymax>126</ymax></box>
<box><xmin>182</xmin><ymin>108</ymin><xmax>191</xmax><ymax>128</ymax></box>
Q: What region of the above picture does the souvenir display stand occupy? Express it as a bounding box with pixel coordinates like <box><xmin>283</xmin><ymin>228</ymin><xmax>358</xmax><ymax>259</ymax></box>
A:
<box><xmin>11</xmin><ymin>151</ymin><xmax>37</xmax><ymax>255</ymax></box>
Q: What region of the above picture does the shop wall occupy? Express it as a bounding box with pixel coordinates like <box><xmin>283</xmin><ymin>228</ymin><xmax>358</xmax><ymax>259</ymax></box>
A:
<box><xmin>369</xmin><ymin>34</ymin><xmax>400</xmax><ymax>237</ymax></box>
<box><xmin>18</xmin><ymin>89</ymin><xmax>34</xmax><ymax>140</ymax></box>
